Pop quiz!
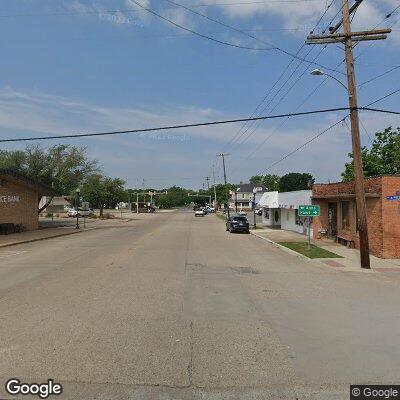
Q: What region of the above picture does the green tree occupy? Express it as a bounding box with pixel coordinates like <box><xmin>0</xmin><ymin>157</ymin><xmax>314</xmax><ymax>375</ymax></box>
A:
<box><xmin>153</xmin><ymin>186</ymin><xmax>191</xmax><ymax>209</ymax></box>
<box><xmin>250</xmin><ymin>175</ymin><xmax>264</xmax><ymax>185</ymax></box>
<box><xmin>0</xmin><ymin>145</ymin><xmax>99</xmax><ymax>210</ymax></box>
<box><xmin>342</xmin><ymin>126</ymin><xmax>400</xmax><ymax>181</ymax></box>
<box><xmin>279</xmin><ymin>173</ymin><xmax>314</xmax><ymax>192</ymax></box>
<box><xmin>262</xmin><ymin>174</ymin><xmax>280</xmax><ymax>191</ymax></box>
<box><xmin>78</xmin><ymin>174</ymin><xmax>126</xmax><ymax>217</ymax></box>
<box><xmin>250</xmin><ymin>174</ymin><xmax>280</xmax><ymax>191</ymax></box>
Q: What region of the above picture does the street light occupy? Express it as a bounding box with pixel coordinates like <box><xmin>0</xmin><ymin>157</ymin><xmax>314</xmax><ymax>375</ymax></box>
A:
<box><xmin>75</xmin><ymin>188</ymin><xmax>80</xmax><ymax>230</ymax></box>
<box><xmin>311</xmin><ymin>68</ymin><xmax>348</xmax><ymax>92</ymax></box>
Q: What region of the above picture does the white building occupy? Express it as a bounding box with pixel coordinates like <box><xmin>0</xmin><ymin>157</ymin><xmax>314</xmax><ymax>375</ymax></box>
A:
<box><xmin>229</xmin><ymin>183</ymin><xmax>266</xmax><ymax>210</ymax></box>
<box><xmin>258</xmin><ymin>190</ymin><xmax>312</xmax><ymax>235</ymax></box>
<box><xmin>258</xmin><ymin>191</ymin><xmax>280</xmax><ymax>227</ymax></box>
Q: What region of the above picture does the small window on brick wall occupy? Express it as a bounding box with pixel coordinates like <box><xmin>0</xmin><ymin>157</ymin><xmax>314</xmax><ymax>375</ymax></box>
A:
<box><xmin>341</xmin><ymin>201</ymin><xmax>350</xmax><ymax>230</ymax></box>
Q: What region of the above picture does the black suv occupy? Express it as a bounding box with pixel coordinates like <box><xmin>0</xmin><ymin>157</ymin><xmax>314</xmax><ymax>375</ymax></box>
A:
<box><xmin>226</xmin><ymin>215</ymin><xmax>250</xmax><ymax>234</ymax></box>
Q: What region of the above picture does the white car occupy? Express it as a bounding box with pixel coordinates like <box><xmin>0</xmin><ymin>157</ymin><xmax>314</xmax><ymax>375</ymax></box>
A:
<box><xmin>195</xmin><ymin>209</ymin><xmax>205</xmax><ymax>217</ymax></box>
<box><xmin>67</xmin><ymin>209</ymin><xmax>78</xmax><ymax>217</ymax></box>
<box><xmin>238</xmin><ymin>211</ymin><xmax>247</xmax><ymax>216</ymax></box>
<box><xmin>67</xmin><ymin>208</ymin><xmax>93</xmax><ymax>217</ymax></box>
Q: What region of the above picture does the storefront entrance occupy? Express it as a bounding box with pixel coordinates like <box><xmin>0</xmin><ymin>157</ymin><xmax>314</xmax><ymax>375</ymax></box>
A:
<box><xmin>328</xmin><ymin>202</ymin><xmax>337</xmax><ymax>238</ymax></box>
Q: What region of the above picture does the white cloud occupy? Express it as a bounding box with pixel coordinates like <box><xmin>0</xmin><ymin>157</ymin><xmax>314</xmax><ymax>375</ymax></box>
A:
<box><xmin>0</xmin><ymin>86</ymin><xmax>398</xmax><ymax>186</ymax></box>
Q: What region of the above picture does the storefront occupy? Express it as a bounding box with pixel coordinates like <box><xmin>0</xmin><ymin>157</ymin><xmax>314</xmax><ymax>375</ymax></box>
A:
<box><xmin>258</xmin><ymin>190</ymin><xmax>312</xmax><ymax>235</ymax></box>
<box><xmin>312</xmin><ymin>175</ymin><xmax>400</xmax><ymax>259</ymax></box>
<box><xmin>0</xmin><ymin>169</ymin><xmax>57</xmax><ymax>232</ymax></box>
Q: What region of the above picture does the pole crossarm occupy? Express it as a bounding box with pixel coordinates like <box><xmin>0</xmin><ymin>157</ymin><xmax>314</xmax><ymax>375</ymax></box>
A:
<box><xmin>308</xmin><ymin>28</ymin><xmax>391</xmax><ymax>40</ymax></box>
<box><xmin>306</xmin><ymin>35</ymin><xmax>388</xmax><ymax>45</ymax></box>
<box><xmin>306</xmin><ymin>29</ymin><xmax>391</xmax><ymax>45</ymax></box>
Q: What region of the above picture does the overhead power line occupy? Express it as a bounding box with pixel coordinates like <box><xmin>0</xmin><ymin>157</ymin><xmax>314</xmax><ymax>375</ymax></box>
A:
<box><xmin>223</xmin><ymin>0</ymin><xmax>337</xmax><ymax>152</ymax></box>
<box><xmin>0</xmin><ymin>107</ymin><xmax>397</xmax><ymax>144</ymax></box>
<box><xmin>130</xmin><ymin>0</ymin><xmax>342</xmax><ymax>73</ymax></box>
<box><xmin>128</xmin><ymin>0</ymin><xmax>276</xmax><ymax>51</ymax></box>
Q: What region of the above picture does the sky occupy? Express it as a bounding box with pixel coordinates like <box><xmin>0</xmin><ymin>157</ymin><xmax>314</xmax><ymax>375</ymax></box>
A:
<box><xmin>0</xmin><ymin>0</ymin><xmax>399</xmax><ymax>190</ymax></box>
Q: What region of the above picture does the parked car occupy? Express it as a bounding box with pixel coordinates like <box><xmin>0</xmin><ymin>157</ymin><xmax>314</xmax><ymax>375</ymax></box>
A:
<box><xmin>195</xmin><ymin>209</ymin><xmax>205</xmax><ymax>217</ymax></box>
<box><xmin>255</xmin><ymin>208</ymin><xmax>263</xmax><ymax>216</ymax></box>
<box><xmin>206</xmin><ymin>206</ymin><xmax>215</xmax><ymax>213</ymax></box>
<box><xmin>238</xmin><ymin>210</ymin><xmax>247</xmax><ymax>216</ymax></box>
<box><xmin>226</xmin><ymin>215</ymin><xmax>250</xmax><ymax>233</ymax></box>
<box><xmin>67</xmin><ymin>209</ymin><xmax>78</xmax><ymax>217</ymax></box>
<box><xmin>67</xmin><ymin>208</ymin><xmax>93</xmax><ymax>217</ymax></box>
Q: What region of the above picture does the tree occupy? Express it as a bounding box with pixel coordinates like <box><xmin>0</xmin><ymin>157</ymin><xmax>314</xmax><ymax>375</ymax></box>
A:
<box><xmin>250</xmin><ymin>175</ymin><xmax>264</xmax><ymax>185</ymax></box>
<box><xmin>0</xmin><ymin>145</ymin><xmax>99</xmax><ymax>211</ymax></box>
<box><xmin>279</xmin><ymin>173</ymin><xmax>314</xmax><ymax>192</ymax></box>
<box><xmin>342</xmin><ymin>126</ymin><xmax>400</xmax><ymax>181</ymax></box>
<box><xmin>153</xmin><ymin>186</ymin><xmax>190</xmax><ymax>209</ymax></box>
<box><xmin>262</xmin><ymin>174</ymin><xmax>280</xmax><ymax>191</ymax></box>
<box><xmin>249</xmin><ymin>174</ymin><xmax>280</xmax><ymax>191</ymax></box>
<box><xmin>79</xmin><ymin>174</ymin><xmax>126</xmax><ymax>217</ymax></box>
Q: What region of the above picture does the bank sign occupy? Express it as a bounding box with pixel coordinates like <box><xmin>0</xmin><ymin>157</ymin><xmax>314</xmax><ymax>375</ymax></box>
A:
<box><xmin>0</xmin><ymin>195</ymin><xmax>20</xmax><ymax>203</ymax></box>
<box><xmin>299</xmin><ymin>205</ymin><xmax>320</xmax><ymax>216</ymax></box>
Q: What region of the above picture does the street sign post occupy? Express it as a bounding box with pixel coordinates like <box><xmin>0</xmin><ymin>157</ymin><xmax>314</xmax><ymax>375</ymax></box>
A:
<box><xmin>299</xmin><ymin>205</ymin><xmax>320</xmax><ymax>250</ymax></box>
<box><xmin>299</xmin><ymin>205</ymin><xmax>320</xmax><ymax>217</ymax></box>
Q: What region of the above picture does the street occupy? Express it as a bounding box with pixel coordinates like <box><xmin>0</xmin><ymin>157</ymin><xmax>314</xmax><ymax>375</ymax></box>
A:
<box><xmin>0</xmin><ymin>209</ymin><xmax>399</xmax><ymax>399</ymax></box>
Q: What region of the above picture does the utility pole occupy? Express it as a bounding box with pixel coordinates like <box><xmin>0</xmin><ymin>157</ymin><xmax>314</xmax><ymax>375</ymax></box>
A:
<box><xmin>212</xmin><ymin>164</ymin><xmax>217</xmax><ymax>208</ymax></box>
<box><xmin>306</xmin><ymin>0</ymin><xmax>391</xmax><ymax>269</ymax></box>
<box><xmin>217</xmin><ymin>153</ymin><xmax>230</xmax><ymax>220</ymax></box>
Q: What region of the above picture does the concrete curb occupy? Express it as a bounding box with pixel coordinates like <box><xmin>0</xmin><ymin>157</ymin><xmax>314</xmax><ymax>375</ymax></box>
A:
<box><xmin>0</xmin><ymin>227</ymin><xmax>96</xmax><ymax>249</ymax></box>
<box><xmin>250</xmin><ymin>231</ymin><xmax>311</xmax><ymax>262</ymax></box>
<box><xmin>250</xmin><ymin>231</ymin><xmax>378</xmax><ymax>273</ymax></box>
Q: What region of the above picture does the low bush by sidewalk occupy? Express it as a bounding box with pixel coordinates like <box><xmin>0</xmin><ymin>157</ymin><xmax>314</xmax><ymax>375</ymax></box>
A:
<box><xmin>279</xmin><ymin>242</ymin><xmax>343</xmax><ymax>259</ymax></box>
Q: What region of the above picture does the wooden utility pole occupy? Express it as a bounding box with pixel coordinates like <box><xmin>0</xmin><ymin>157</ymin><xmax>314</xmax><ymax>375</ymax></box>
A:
<box><xmin>212</xmin><ymin>164</ymin><xmax>217</xmax><ymax>208</ymax></box>
<box><xmin>306</xmin><ymin>0</ymin><xmax>391</xmax><ymax>269</ymax></box>
<box><xmin>217</xmin><ymin>153</ymin><xmax>230</xmax><ymax>220</ymax></box>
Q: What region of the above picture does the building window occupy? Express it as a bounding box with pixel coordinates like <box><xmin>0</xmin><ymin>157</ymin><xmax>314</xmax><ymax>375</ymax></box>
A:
<box><xmin>295</xmin><ymin>209</ymin><xmax>303</xmax><ymax>226</ymax></box>
<box><xmin>264</xmin><ymin>208</ymin><xmax>270</xmax><ymax>219</ymax></box>
<box><xmin>341</xmin><ymin>201</ymin><xmax>350</xmax><ymax>230</ymax></box>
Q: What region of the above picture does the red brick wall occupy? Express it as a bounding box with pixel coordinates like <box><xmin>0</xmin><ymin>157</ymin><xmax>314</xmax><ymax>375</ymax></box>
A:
<box><xmin>313</xmin><ymin>176</ymin><xmax>383</xmax><ymax>197</ymax></box>
<box><xmin>312</xmin><ymin>176</ymin><xmax>400</xmax><ymax>259</ymax></box>
<box><xmin>381</xmin><ymin>176</ymin><xmax>400</xmax><ymax>258</ymax></box>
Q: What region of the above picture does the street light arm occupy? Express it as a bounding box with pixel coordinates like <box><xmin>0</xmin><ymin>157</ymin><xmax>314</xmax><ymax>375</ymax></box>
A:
<box><xmin>324</xmin><ymin>72</ymin><xmax>348</xmax><ymax>92</ymax></box>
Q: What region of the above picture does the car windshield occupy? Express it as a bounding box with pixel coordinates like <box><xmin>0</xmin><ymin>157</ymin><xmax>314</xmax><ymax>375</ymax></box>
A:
<box><xmin>232</xmin><ymin>216</ymin><xmax>247</xmax><ymax>221</ymax></box>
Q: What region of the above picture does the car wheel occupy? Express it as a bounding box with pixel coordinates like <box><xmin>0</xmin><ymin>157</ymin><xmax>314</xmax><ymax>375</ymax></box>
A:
<box><xmin>246</xmin><ymin>230</ymin><xmax>250</xmax><ymax>234</ymax></box>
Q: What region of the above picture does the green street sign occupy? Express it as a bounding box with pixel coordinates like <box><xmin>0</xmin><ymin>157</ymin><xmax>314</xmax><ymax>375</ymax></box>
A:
<box><xmin>299</xmin><ymin>205</ymin><xmax>320</xmax><ymax>217</ymax></box>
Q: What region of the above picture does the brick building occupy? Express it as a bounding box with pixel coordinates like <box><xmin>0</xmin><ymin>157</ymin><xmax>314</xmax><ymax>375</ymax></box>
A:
<box><xmin>0</xmin><ymin>169</ymin><xmax>57</xmax><ymax>232</ymax></box>
<box><xmin>312</xmin><ymin>175</ymin><xmax>400</xmax><ymax>259</ymax></box>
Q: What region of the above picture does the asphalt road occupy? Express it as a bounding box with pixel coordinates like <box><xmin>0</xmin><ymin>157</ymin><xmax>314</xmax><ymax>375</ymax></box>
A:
<box><xmin>0</xmin><ymin>209</ymin><xmax>399</xmax><ymax>399</ymax></box>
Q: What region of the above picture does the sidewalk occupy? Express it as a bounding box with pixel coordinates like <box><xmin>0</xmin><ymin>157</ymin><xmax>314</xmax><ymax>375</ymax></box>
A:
<box><xmin>0</xmin><ymin>226</ymin><xmax>94</xmax><ymax>248</ymax></box>
<box><xmin>251</xmin><ymin>227</ymin><xmax>400</xmax><ymax>273</ymax></box>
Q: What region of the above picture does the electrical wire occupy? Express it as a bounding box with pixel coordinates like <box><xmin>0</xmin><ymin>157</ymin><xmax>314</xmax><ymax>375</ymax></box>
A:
<box><xmin>130</xmin><ymin>0</ymin><xmax>342</xmax><ymax>73</ymax></box>
<box><xmin>128</xmin><ymin>0</ymin><xmax>276</xmax><ymax>51</ymax></box>
<box><xmin>232</xmin><ymin>1</ymin><xmax>400</xmax><ymax>165</ymax></box>
<box><xmin>0</xmin><ymin>107</ymin><xmax>397</xmax><ymax>144</ymax></box>
<box><xmin>223</xmin><ymin>0</ymin><xmax>337</xmax><ymax>151</ymax></box>
<box><xmin>257</xmin><ymin>94</ymin><xmax>400</xmax><ymax>175</ymax></box>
